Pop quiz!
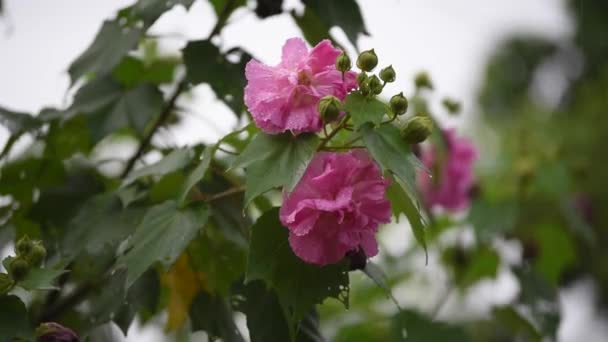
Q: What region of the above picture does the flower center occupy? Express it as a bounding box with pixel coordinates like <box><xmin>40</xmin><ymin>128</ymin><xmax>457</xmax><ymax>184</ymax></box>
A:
<box><xmin>297</xmin><ymin>70</ymin><xmax>312</xmax><ymax>86</ymax></box>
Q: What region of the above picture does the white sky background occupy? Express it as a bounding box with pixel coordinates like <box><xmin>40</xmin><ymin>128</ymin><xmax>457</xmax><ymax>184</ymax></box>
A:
<box><xmin>1</xmin><ymin>0</ymin><xmax>607</xmax><ymax>341</ymax></box>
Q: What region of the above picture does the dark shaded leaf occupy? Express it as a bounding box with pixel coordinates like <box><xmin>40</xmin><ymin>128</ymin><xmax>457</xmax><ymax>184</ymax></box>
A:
<box><xmin>178</xmin><ymin>146</ymin><xmax>215</xmax><ymax>205</ymax></box>
<box><xmin>0</xmin><ymin>106</ymin><xmax>41</xmax><ymax>135</ymax></box>
<box><xmin>122</xmin><ymin>147</ymin><xmax>194</xmax><ymax>186</ymax></box>
<box><xmin>68</xmin><ymin>20</ymin><xmax>143</xmax><ymax>83</ymax></box>
<box><xmin>63</xmin><ymin>193</ymin><xmax>146</xmax><ymax>257</ymax></box>
<box><xmin>183</xmin><ymin>40</ymin><xmax>251</xmax><ymax>115</ymax></box>
<box><xmin>255</xmin><ymin>0</ymin><xmax>284</xmax><ymax>18</ymax></box>
<box><xmin>190</xmin><ymin>291</ymin><xmax>245</xmax><ymax>342</ymax></box>
<box><xmin>246</xmin><ymin>208</ymin><xmax>349</xmax><ymax>327</ymax></box>
<box><xmin>66</xmin><ymin>76</ymin><xmax>164</xmax><ymax>142</ymax></box>
<box><xmin>299</xmin><ymin>0</ymin><xmax>368</xmax><ymax>48</ymax></box>
<box><xmin>117</xmin><ymin>200</ymin><xmax>209</xmax><ymax>288</ymax></box>
<box><xmin>0</xmin><ymin>295</ymin><xmax>31</xmax><ymax>341</ymax></box>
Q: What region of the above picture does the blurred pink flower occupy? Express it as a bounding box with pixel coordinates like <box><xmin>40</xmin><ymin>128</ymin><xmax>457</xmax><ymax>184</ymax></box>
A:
<box><xmin>244</xmin><ymin>38</ymin><xmax>357</xmax><ymax>135</ymax></box>
<box><xmin>419</xmin><ymin>129</ymin><xmax>477</xmax><ymax>212</ymax></box>
<box><xmin>280</xmin><ymin>150</ymin><xmax>391</xmax><ymax>265</ymax></box>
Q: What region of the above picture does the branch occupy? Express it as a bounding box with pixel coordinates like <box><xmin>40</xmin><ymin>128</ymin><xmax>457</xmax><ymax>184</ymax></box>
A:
<box><xmin>120</xmin><ymin>80</ymin><xmax>187</xmax><ymax>179</ymax></box>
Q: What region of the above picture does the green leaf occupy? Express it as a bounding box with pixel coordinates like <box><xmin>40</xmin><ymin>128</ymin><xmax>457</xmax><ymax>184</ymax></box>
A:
<box><xmin>231</xmin><ymin>133</ymin><xmax>319</xmax><ymax>206</ymax></box>
<box><xmin>0</xmin><ymin>106</ymin><xmax>41</xmax><ymax>135</ymax></box>
<box><xmin>246</xmin><ymin>208</ymin><xmax>349</xmax><ymax>326</ymax></box>
<box><xmin>117</xmin><ymin>200</ymin><xmax>209</xmax><ymax>288</ymax></box>
<box><xmin>178</xmin><ymin>146</ymin><xmax>215</xmax><ymax>205</ymax></box>
<box><xmin>209</xmin><ymin>0</ymin><xmax>246</xmax><ymax>17</ymax></box>
<box><xmin>182</xmin><ymin>40</ymin><xmax>251</xmax><ymax>115</ymax></box>
<box><xmin>492</xmin><ymin>306</ymin><xmax>542</xmax><ymax>342</ymax></box>
<box><xmin>132</xmin><ymin>0</ymin><xmax>196</xmax><ymax>26</ymax></box>
<box><xmin>444</xmin><ymin>245</ymin><xmax>500</xmax><ymax>289</ymax></box>
<box><xmin>190</xmin><ymin>291</ymin><xmax>245</xmax><ymax>342</ymax></box>
<box><xmin>63</xmin><ymin>193</ymin><xmax>146</xmax><ymax>257</ymax></box>
<box><xmin>344</xmin><ymin>92</ymin><xmax>387</xmax><ymax>128</ymax></box>
<box><xmin>361</xmin><ymin>123</ymin><xmax>420</xmax><ymax>196</ymax></box>
<box><xmin>0</xmin><ymin>295</ymin><xmax>30</xmax><ymax>341</ymax></box>
<box><xmin>123</xmin><ymin>148</ymin><xmax>195</xmax><ymax>186</ymax></box>
<box><xmin>299</xmin><ymin>0</ymin><xmax>368</xmax><ymax>48</ymax></box>
<box><xmin>362</xmin><ymin>262</ymin><xmax>401</xmax><ymax>309</ymax></box>
<box><xmin>531</xmin><ymin>223</ymin><xmax>576</xmax><ymax>284</ymax></box>
<box><xmin>291</xmin><ymin>7</ymin><xmax>332</xmax><ymax>47</ymax></box>
<box><xmin>469</xmin><ymin>198</ymin><xmax>518</xmax><ymax>242</ymax></box>
<box><xmin>67</xmin><ymin>76</ymin><xmax>164</xmax><ymax>142</ymax></box>
<box><xmin>68</xmin><ymin>20</ymin><xmax>143</xmax><ymax>83</ymax></box>
<box><xmin>112</xmin><ymin>56</ymin><xmax>176</xmax><ymax>87</ymax></box>
<box><xmin>386</xmin><ymin>177</ymin><xmax>427</xmax><ymax>256</ymax></box>
<box><xmin>188</xmin><ymin>225</ymin><xmax>246</xmax><ymax>295</ymax></box>
<box><xmin>18</xmin><ymin>265</ymin><xmax>67</xmax><ymax>291</ymax></box>
<box><xmin>391</xmin><ymin>310</ymin><xmax>470</xmax><ymax>342</ymax></box>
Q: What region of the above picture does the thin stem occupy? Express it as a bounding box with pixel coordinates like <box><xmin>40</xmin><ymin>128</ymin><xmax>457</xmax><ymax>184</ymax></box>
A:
<box><xmin>318</xmin><ymin>114</ymin><xmax>350</xmax><ymax>150</ymax></box>
<box><xmin>120</xmin><ymin>80</ymin><xmax>187</xmax><ymax>179</ymax></box>
<box><xmin>204</xmin><ymin>186</ymin><xmax>245</xmax><ymax>202</ymax></box>
<box><xmin>208</xmin><ymin>0</ymin><xmax>237</xmax><ymax>38</ymax></box>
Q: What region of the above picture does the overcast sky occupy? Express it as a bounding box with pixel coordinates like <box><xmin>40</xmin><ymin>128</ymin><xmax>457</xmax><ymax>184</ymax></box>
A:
<box><xmin>3</xmin><ymin>1</ymin><xmax>604</xmax><ymax>342</ymax></box>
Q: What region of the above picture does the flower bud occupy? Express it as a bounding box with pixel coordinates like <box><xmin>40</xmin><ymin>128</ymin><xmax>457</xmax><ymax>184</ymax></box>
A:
<box><xmin>356</xmin><ymin>72</ymin><xmax>368</xmax><ymax>87</ymax></box>
<box><xmin>36</xmin><ymin>322</ymin><xmax>79</xmax><ymax>342</ymax></box>
<box><xmin>414</xmin><ymin>71</ymin><xmax>433</xmax><ymax>90</ymax></box>
<box><xmin>9</xmin><ymin>257</ymin><xmax>30</xmax><ymax>282</ymax></box>
<box><xmin>16</xmin><ymin>235</ymin><xmax>32</xmax><ymax>257</ymax></box>
<box><xmin>390</xmin><ymin>92</ymin><xmax>409</xmax><ymax>115</ymax></box>
<box><xmin>29</xmin><ymin>243</ymin><xmax>47</xmax><ymax>268</ymax></box>
<box><xmin>368</xmin><ymin>75</ymin><xmax>383</xmax><ymax>95</ymax></box>
<box><xmin>318</xmin><ymin>95</ymin><xmax>342</xmax><ymax>122</ymax></box>
<box><xmin>401</xmin><ymin>116</ymin><xmax>433</xmax><ymax>144</ymax></box>
<box><xmin>356</xmin><ymin>49</ymin><xmax>378</xmax><ymax>72</ymax></box>
<box><xmin>379</xmin><ymin>65</ymin><xmax>396</xmax><ymax>83</ymax></box>
<box><xmin>442</xmin><ymin>98</ymin><xmax>461</xmax><ymax>114</ymax></box>
<box><xmin>335</xmin><ymin>51</ymin><xmax>351</xmax><ymax>72</ymax></box>
<box><xmin>359</xmin><ymin>78</ymin><xmax>370</xmax><ymax>96</ymax></box>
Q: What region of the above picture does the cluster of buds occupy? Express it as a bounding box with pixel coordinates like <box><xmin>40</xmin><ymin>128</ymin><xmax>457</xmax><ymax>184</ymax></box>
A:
<box><xmin>8</xmin><ymin>235</ymin><xmax>46</xmax><ymax>282</ymax></box>
<box><xmin>324</xmin><ymin>48</ymin><xmax>440</xmax><ymax>145</ymax></box>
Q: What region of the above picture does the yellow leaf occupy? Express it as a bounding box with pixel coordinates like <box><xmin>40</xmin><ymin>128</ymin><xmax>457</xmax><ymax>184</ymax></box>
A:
<box><xmin>161</xmin><ymin>253</ymin><xmax>207</xmax><ymax>331</ymax></box>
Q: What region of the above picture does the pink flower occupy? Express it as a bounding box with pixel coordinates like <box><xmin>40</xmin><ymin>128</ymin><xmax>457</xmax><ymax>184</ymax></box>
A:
<box><xmin>244</xmin><ymin>38</ymin><xmax>357</xmax><ymax>135</ymax></box>
<box><xmin>418</xmin><ymin>129</ymin><xmax>478</xmax><ymax>212</ymax></box>
<box><xmin>279</xmin><ymin>150</ymin><xmax>391</xmax><ymax>265</ymax></box>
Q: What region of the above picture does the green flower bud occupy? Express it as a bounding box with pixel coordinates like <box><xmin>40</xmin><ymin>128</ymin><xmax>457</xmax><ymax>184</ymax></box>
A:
<box><xmin>359</xmin><ymin>78</ymin><xmax>370</xmax><ymax>96</ymax></box>
<box><xmin>356</xmin><ymin>72</ymin><xmax>368</xmax><ymax>87</ymax></box>
<box><xmin>442</xmin><ymin>98</ymin><xmax>461</xmax><ymax>114</ymax></box>
<box><xmin>356</xmin><ymin>49</ymin><xmax>378</xmax><ymax>72</ymax></box>
<box><xmin>29</xmin><ymin>243</ymin><xmax>47</xmax><ymax>267</ymax></box>
<box><xmin>318</xmin><ymin>95</ymin><xmax>342</xmax><ymax>122</ymax></box>
<box><xmin>414</xmin><ymin>71</ymin><xmax>433</xmax><ymax>90</ymax></box>
<box><xmin>335</xmin><ymin>51</ymin><xmax>352</xmax><ymax>72</ymax></box>
<box><xmin>390</xmin><ymin>92</ymin><xmax>409</xmax><ymax>115</ymax></box>
<box><xmin>401</xmin><ymin>116</ymin><xmax>433</xmax><ymax>144</ymax></box>
<box><xmin>15</xmin><ymin>235</ymin><xmax>32</xmax><ymax>257</ymax></box>
<box><xmin>379</xmin><ymin>65</ymin><xmax>396</xmax><ymax>83</ymax></box>
<box><xmin>368</xmin><ymin>75</ymin><xmax>383</xmax><ymax>95</ymax></box>
<box><xmin>9</xmin><ymin>258</ymin><xmax>30</xmax><ymax>282</ymax></box>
